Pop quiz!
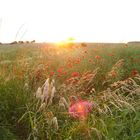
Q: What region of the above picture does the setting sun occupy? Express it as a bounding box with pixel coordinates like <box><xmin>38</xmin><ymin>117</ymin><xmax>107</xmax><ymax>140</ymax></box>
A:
<box><xmin>54</xmin><ymin>37</ymin><xmax>76</xmax><ymax>48</ymax></box>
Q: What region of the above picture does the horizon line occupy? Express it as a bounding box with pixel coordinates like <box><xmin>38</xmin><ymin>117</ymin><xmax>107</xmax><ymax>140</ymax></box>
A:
<box><xmin>1</xmin><ymin>40</ymin><xmax>140</xmax><ymax>44</ymax></box>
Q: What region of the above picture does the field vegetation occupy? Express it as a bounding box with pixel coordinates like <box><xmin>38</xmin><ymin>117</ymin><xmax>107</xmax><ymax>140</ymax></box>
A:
<box><xmin>0</xmin><ymin>42</ymin><xmax>140</xmax><ymax>140</ymax></box>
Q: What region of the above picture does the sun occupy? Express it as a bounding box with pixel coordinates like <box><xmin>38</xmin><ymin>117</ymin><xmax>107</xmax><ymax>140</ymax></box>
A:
<box><xmin>54</xmin><ymin>37</ymin><xmax>76</xmax><ymax>48</ymax></box>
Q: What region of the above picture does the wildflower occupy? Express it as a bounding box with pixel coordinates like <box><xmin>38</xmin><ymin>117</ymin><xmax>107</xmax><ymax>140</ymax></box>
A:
<box><xmin>66</xmin><ymin>77</ymin><xmax>78</xmax><ymax>85</ymax></box>
<box><xmin>108</xmin><ymin>53</ymin><xmax>114</xmax><ymax>57</ymax></box>
<box><xmin>68</xmin><ymin>101</ymin><xmax>93</xmax><ymax>119</ymax></box>
<box><xmin>95</xmin><ymin>55</ymin><xmax>101</xmax><ymax>59</ymax></box>
<box><xmin>132</xmin><ymin>69</ymin><xmax>137</xmax><ymax>76</ymax></box>
<box><xmin>63</xmin><ymin>71</ymin><xmax>67</xmax><ymax>75</ymax></box>
<box><xmin>57</xmin><ymin>67</ymin><xmax>63</xmax><ymax>74</ymax></box>
<box><xmin>71</xmin><ymin>72</ymin><xmax>79</xmax><ymax>77</ymax></box>
<box><xmin>50</xmin><ymin>71</ymin><xmax>54</xmax><ymax>76</ymax></box>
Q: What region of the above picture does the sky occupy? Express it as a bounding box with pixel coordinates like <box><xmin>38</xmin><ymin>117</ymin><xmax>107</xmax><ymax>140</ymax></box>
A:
<box><xmin>0</xmin><ymin>0</ymin><xmax>140</xmax><ymax>43</ymax></box>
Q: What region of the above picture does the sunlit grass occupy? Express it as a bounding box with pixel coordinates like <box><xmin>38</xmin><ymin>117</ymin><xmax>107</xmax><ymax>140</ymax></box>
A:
<box><xmin>0</xmin><ymin>43</ymin><xmax>140</xmax><ymax>139</ymax></box>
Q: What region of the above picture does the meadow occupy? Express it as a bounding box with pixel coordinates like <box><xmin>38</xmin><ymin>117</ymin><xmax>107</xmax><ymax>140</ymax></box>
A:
<box><xmin>0</xmin><ymin>42</ymin><xmax>140</xmax><ymax>140</ymax></box>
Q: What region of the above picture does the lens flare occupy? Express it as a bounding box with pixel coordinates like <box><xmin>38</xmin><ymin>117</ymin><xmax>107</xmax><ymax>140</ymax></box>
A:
<box><xmin>68</xmin><ymin>101</ymin><xmax>93</xmax><ymax>119</ymax></box>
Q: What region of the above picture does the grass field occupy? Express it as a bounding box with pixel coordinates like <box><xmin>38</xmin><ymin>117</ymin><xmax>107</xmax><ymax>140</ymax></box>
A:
<box><xmin>0</xmin><ymin>42</ymin><xmax>140</xmax><ymax>140</ymax></box>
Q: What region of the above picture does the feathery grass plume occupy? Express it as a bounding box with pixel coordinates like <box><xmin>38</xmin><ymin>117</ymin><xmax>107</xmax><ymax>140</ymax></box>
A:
<box><xmin>48</xmin><ymin>86</ymin><xmax>56</xmax><ymax>106</ymax></box>
<box><xmin>35</xmin><ymin>87</ymin><xmax>42</xmax><ymax>99</ymax></box>
<box><xmin>38</xmin><ymin>78</ymin><xmax>56</xmax><ymax>106</ymax></box>
<box><xmin>103</xmin><ymin>59</ymin><xmax>125</xmax><ymax>86</ymax></box>
<box><xmin>43</xmin><ymin>78</ymin><xmax>50</xmax><ymax>104</ymax></box>
<box><xmin>38</xmin><ymin>102</ymin><xmax>46</xmax><ymax>112</ymax></box>
<box><xmin>24</xmin><ymin>82</ymin><xmax>29</xmax><ymax>91</ymax></box>
<box><xmin>59</xmin><ymin>97</ymin><xmax>69</xmax><ymax>110</ymax></box>
<box><xmin>43</xmin><ymin>78</ymin><xmax>50</xmax><ymax>88</ymax></box>
<box><xmin>48</xmin><ymin>79</ymin><xmax>56</xmax><ymax>106</ymax></box>
<box><xmin>59</xmin><ymin>101</ymin><xmax>66</xmax><ymax>111</ymax></box>
<box><xmin>78</xmin><ymin>68</ymin><xmax>99</xmax><ymax>89</ymax></box>
<box><xmin>108</xmin><ymin>59</ymin><xmax>124</xmax><ymax>77</ymax></box>
<box><xmin>113</xmin><ymin>59</ymin><xmax>124</xmax><ymax>68</ymax></box>
<box><xmin>95</xmin><ymin>75</ymin><xmax>140</xmax><ymax>114</ymax></box>
<box><xmin>50</xmin><ymin>117</ymin><xmax>59</xmax><ymax>131</ymax></box>
<box><xmin>51</xmin><ymin>79</ymin><xmax>55</xmax><ymax>86</ymax></box>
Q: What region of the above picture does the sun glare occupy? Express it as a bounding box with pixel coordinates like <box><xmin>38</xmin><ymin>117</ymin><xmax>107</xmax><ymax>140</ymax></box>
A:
<box><xmin>54</xmin><ymin>37</ymin><xmax>76</xmax><ymax>48</ymax></box>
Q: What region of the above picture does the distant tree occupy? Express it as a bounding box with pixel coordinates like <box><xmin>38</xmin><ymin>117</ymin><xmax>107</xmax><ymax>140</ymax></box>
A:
<box><xmin>31</xmin><ymin>40</ymin><xmax>35</xmax><ymax>43</ymax></box>
<box><xmin>18</xmin><ymin>41</ymin><xmax>24</xmax><ymax>44</ymax></box>
<box><xmin>10</xmin><ymin>41</ymin><xmax>17</xmax><ymax>45</ymax></box>
<box><xmin>26</xmin><ymin>41</ymin><xmax>30</xmax><ymax>43</ymax></box>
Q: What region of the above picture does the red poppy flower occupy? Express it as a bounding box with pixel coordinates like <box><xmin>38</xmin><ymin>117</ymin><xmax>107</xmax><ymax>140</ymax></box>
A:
<box><xmin>57</xmin><ymin>67</ymin><xmax>63</xmax><ymax>74</ymax></box>
<box><xmin>63</xmin><ymin>71</ymin><xmax>67</xmax><ymax>75</ymax></box>
<box><xmin>71</xmin><ymin>72</ymin><xmax>79</xmax><ymax>77</ymax></box>
<box><xmin>111</xmin><ymin>71</ymin><xmax>117</xmax><ymax>77</ymax></box>
<box><xmin>50</xmin><ymin>71</ymin><xmax>54</xmax><ymax>76</ymax></box>
<box><xmin>108</xmin><ymin>53</ymin><xmax>114</xmax><ymax>57</ymax></box>
<box><xmin>95</xmin><ymin>55</ymin><xmax>101</xmax><ymax>59</ymax></box>
<box><xmin>132</xmin><ymin>69</ymin><xmax>137</xmax><ymax>76</ymax></box>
